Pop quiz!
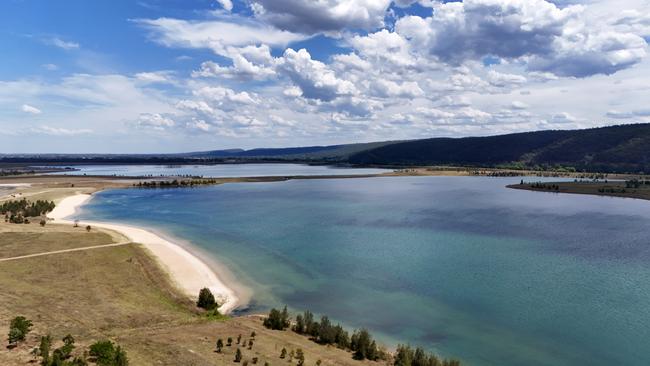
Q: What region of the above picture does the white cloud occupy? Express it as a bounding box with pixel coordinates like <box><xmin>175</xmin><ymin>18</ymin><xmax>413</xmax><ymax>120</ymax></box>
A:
<box><xmin>487</xmin><ymin>71</ymin><xmax>528</xmax><ymax>87</ymax></box>
<box><xmin>46</xmin><ymin>37</ymin><xmax>80</xmax><ymax>50</ymax></box>
<box><xmin>42</xmin><ymin>63</ymin><xmax>58</xmax><ymax>71</ymax></box>
<box><xmin>21</xmin><ymin>104</ymin><xmax>42</xmax><ymax>114</ymax></box>
<box><xmin>136</xmin><ymin>17</ymin><xmax>306</xmax><ymax>55</ymax></box>
<box><xmin>394</xmin><ymin>0</ymin><xmax>647</xmax><ymax>77</ymax></box>
<box><xmin>250</xmin><ymin>0</ymin><xmax>395</xmax><ymax>34</ymax></box>
<box><xmin>277</xmin><ymin>48</ymin><xmax>357</xmax><ymax>101</ymax></box>
<box><xmin>216</xmin><ymin>0</ymin><xmax>233</xmax><ymax>12</ymax></box>
<box><xmin>135</xmin><ymin>113</ymin><xmax>175</xmax><ymax>130</ymax></box>
<box><xmin>31</xmin><ymin>126</ymin><xmax>92</xmax><ymax>136</ymax></box>
<box><xmin>135</xmin><ymin>71</ymin><xmax>174</xmax><ymax>83</ymax></box>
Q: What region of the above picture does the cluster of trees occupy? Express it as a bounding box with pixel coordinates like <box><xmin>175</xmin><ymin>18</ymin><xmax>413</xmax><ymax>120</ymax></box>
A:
<box><xmin>134</xmin><ymin>179</ymin><xmax>221</xmax><ymax>188</ymax></box>
<box><xmin>262</xmin><ymin>306</ymin><xmax>290</xmax><ymax>330</ymax></box>
<box><xmin>294</xmin><ymin>311</ymin><xmax>384</xmax><ymax>361</ymax></box>
<box><xmin>264</xmin><ymin>308</ymin><xmax>462</xmax><ymax>364</ymax></box>
<box><xmin>0</xmin><ymin>169</ymin><xmax>36</xmax><ymax>176</ymax></box>
<box><xmin>394</xmin><ymin>344</ymin><xmax>461</xmax><ymax>366</ymax></box>
<box><xmin>626</xmin><ymin>179</ymin><xmax>650</xmax><ymax>188</ymax></box>
<box><xmin>280</xmin><ymin>347</ymin><xmax>306</xmax><ymax>365</ymax></box>
<box><xmin>7</xmin><ymin>316</ymin><xmax>127</xmax><ymax>366</ymax></box>
<box><xmin>37</xmin><ymin>334</ymin><xmax>88</xmax><ymax>366</ymax></box>
<box><xmin>216</xmin><ymin>331</ymin><xmax>266</xmax><ymax>364</ymax></box>
<box><xmin>2</xmin><ymin>199</ymin><xmax>56</xmax><ymax>223</ymax></box>
<box><xmin>598</xmin><ymin>187</ymin><xmax>628</xmax><ymax>194</ymax></box>
<box><xmin>264</xmin><ymin>307</ymin><xmax>386</xmax><ymax>361</ymax></box>
<box><xmin>0</xmin><ymin>198</ymin><xmax>56</xmax><ymax>217</ymax></box>
<box><xmin>8</xmin><ymin>316</ymin><xmax>32</xmax><ymax>346</ymax></box>
<box><xmin>527</xmin><ymin>182</ymin><xmax>560</xmax><ymax>191</ymax></box>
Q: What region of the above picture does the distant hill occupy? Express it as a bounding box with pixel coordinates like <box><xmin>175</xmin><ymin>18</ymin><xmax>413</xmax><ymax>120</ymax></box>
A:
<box><xmin>187</xmin><ymin>141</ymin><xmax>399</xmax><ymax>161</ymax></box>
<box><xmin>3</xmin><ymin>124</ymin><xmax>649</xmax><ymax>173</ymax></box>
<box><xmin>348</xmin><ymin>124</ymin><xmax>650</xmax><ymax>173</ymax></box>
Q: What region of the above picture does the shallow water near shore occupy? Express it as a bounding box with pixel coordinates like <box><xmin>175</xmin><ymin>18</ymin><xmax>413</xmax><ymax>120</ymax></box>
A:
<box><xmin>75</xmin><ymin>176</ymin><xmax>650</xmax><ymax>366</ymax></box>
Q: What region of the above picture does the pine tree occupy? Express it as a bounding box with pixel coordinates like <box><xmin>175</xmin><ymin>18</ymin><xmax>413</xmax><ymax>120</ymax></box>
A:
<box><xmin>216</xmin><ymin>339</ymin><xmax>224</xmax><ymax>353</ymax></box>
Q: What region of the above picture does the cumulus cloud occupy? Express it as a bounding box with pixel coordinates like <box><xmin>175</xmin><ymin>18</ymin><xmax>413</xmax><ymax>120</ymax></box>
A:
<box><xmin>21</xmin><ymin>104</ymin><xmax>42</xmax><ymax>114</ymax></box>
<box><xmin>394</xmin><ymin>0</ymin><xmax>647</xmax><ymax>77</ymax></box>
<box><xmin>277</xmin><ymin>48</ymin><xmax>357</xmax><ymax>101</ymax></box>
<box><xmin>249</xmin><ymin>0</ymin><xmax>394</xmax><ymax>34</ymax></box>
<box><xmin>192</xmin><ymin>45</ymin><xmax>277</xmax><ymax>80</ymax></box>
<box><xmin>136</xmin><ymin>16</ymin><xmax>306</xmax><ymax>55</ymax></box>
<box><xmin>135</xmin><ymin>113</ymin><xmax>175</xmax><ymax>130</ymax></box>
<box><xmin>487</xmin><ymin>70</ymin><xmax>528</xmax><ymax>87</ymax></box>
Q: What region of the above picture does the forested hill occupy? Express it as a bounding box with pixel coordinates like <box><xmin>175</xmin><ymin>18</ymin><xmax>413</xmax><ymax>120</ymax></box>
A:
<box><xmin>348</xmin><ymin>124</ymin><xmax>650</xmax><ymax>173</ymax></box>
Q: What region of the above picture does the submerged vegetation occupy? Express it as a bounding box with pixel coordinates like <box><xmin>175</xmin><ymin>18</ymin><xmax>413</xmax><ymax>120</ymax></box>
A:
<box><xmin>263</xmin><ymin>307</ymin><xmax>461</xmax><ymax>365</ymax></box>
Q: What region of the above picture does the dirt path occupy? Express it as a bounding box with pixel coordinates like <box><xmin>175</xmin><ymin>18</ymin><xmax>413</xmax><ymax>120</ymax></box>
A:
<box><xmin>0</xmin><ymin>241</ymin><xmax>132</xmax><ymax>262</ymax></box>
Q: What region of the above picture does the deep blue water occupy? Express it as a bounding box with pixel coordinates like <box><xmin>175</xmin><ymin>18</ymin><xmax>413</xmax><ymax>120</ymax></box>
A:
<box><xmin>75</xmin><ymin>176</ymin><xmax>650</xmax><ymax>366</ymax></box>
<box><xmin>45</xmin><ymin>163</ymin><xmax>389</xmax><ymax>177</ymax></box>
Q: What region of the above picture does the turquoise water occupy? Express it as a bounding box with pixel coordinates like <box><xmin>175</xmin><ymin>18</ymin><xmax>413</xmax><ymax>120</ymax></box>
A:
<box><xmin>76</xmin><ymin>176</ymin><xmax>650</xmax><ymax>366</ymax></box>
<box><xmin>45</xmin><ymin>163</ymin><xmax>389</xmax><ymax>177</ymax></box>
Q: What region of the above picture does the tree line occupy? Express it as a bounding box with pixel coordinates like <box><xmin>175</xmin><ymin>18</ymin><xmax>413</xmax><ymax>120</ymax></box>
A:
<box><xmin>1</xmin><ymin>198</ymin><xmax>56</xmax><ymax>224</ymax></box>
<box><xmin>133</xmin><ymin>179</ymin><xmax>221</xmax><ymax>188</ymax></box>
<box><xmin>263</xmin><ymin>307</ymin><xmax>461</xmax><ymax>365</ymax></box>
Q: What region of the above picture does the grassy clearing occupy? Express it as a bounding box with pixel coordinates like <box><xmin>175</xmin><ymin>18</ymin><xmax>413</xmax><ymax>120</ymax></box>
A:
<box><xmin>0</xmin><ymin>228</ymin><xmax>382</xmax><ymax>365</ymax></box>
<box><xmin>508</xmin><ymin>181</ymin><xmax>650</xmax><ymax>201</ymax></box>
<box><xmin>0</xmin><ymin>229</ymin><xmax>117</xmax><ymax>258</ymax></box>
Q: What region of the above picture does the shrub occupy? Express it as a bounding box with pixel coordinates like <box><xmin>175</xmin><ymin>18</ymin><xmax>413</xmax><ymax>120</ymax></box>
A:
<box><xmin>89</xmin><ymin>340</ymin><xmax>128</xmax><ymax>366</ymax></box>
<box><xmin>8</xmin><ymin>316</ymin><xmax>32</xmax><ymax>345</ymax></box>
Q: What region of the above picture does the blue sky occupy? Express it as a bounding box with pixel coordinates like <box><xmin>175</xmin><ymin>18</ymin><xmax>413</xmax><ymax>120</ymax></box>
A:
<box><xmin>1</xmin><ymin>0</ymin><xmax>649</xmax><ymax>153</ymax></box>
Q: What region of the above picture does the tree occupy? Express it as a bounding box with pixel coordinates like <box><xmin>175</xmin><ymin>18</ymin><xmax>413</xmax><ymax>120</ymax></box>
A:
<box><xmin>295</xmin><ymin>348</ymin><xmax>305</xmax><ymax>366</ymax></box>
<box><xmin>234</xmin><ymin>348</ymin><xmax>242</xmax><ymax>363</ymax></box>
<box><xmin>216</xmin><ymin>339</ymin><xmax>224</xmax><ymax>353</ymax></box>
<box><xmin>280</xmin><ymin>347</ymin><xmax>287</xmax><ymax>359</ymax></box>
<box><xmin>86</xmin><ymin>225</ymin><xmax>92</xmax><ymax>232</ymax></box>
<box><xmin>248</xmin><ymin>339</ymin><xmax>254</xmax><ymax>350</ymax></box>
<box><xmin>39</xmin><ymin>335</ymin><xmax>52</xmax><ymax>366</ymax></box>
<box><xmin>263</xmin><ymin>306</ymin><xmax>290</xmax><ymax>330</ymax></box>
<box><xmin>237</xmin><ymin>334</ymin><xmax>242</xmax><ymax>344</ymax></box>
<box><xmin>227</xmin><ymin>337</ymin><xmax>233</xmax><ymax>346</ymax></box>
<box><xmin>250</xmin><ymin>331</ymin><xmax>256</xmax><ymax>338</ymax></box>
<box><xmin>8</xmin><ymin>316</ymin><xmax>32</xmax><ymax>345</ymax></box>
<box><xmin>196</xmin><ymin>287</ymin><xmax>217</xmax><ymax>310</ymax></box>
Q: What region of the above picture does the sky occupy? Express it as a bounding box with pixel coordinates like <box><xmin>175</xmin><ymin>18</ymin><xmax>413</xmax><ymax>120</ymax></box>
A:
<box><xmin>1</xmin><ymin>0</ymin><xmax>649</xmax><ymax>153</ymax></box>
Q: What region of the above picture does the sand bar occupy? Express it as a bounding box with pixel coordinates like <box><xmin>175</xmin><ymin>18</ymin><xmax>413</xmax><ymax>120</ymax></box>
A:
<box><xmin>48</xmin><ymin>193</ymin><xmax>239</xmax><ymax>314</ymax></box>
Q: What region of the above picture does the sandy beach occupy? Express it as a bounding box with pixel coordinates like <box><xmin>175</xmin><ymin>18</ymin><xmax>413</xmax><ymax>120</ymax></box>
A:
<box><xmin>47</xmin><ymin>193</ymin><xmax>240</xmax><ymax>314</ymax></box>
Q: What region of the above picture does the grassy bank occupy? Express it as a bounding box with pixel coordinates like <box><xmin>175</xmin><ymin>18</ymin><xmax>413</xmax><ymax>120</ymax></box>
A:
<box><xmin>0</xmin><ymin>222</ymin><xmax>381</xmax><ymax>365</ymax></box>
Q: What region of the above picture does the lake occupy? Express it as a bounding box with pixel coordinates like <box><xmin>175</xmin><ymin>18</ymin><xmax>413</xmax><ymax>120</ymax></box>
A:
<box><xmin>75</xmin><ymin>176</ymin><xmax>650</xmax><ymax>366</ymax></box>
<box><xmin>45</xmin><ymin>163</ymin><xmax>389</xmax><ymax>177</ymax></box>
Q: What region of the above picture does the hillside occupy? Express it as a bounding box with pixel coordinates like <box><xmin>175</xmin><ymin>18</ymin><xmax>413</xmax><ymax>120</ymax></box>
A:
<box><xmin>348</xmin><ymin>124</ymin><xmax>650</xmax><ymax>173</ymax></box>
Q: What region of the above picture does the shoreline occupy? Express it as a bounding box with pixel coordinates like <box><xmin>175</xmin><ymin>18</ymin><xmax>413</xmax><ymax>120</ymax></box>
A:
<box><xmin>47</xmin><ymin>193</ymin><xmax>242</xmax><ymax>314</ymax></box>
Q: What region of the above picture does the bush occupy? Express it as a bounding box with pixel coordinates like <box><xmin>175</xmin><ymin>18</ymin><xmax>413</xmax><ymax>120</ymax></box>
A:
<box><xmin>8</xmin><ymin>316</ymin><xmax>32</xmax><ymax>345</ymax></box>
<box><xmin>89</xmin><ymin>340</ymin><xmax>128</xmax><ymax>366</ymax></box>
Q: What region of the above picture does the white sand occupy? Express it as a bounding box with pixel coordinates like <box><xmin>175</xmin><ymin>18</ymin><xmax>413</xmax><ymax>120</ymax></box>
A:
<box><xmin>48</xmin><ymin>194</ymin><xmax>239</xmax><ymax>314</ymax></box>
